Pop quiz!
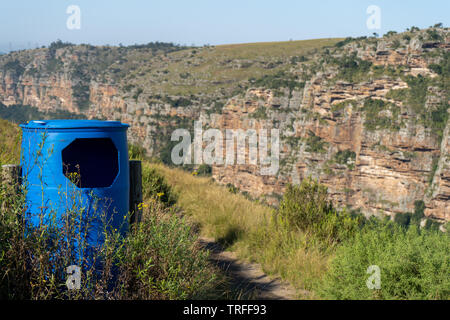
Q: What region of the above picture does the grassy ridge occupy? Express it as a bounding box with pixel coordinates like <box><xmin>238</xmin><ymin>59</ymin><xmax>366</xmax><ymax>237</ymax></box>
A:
<box><xmin>147</xmin><ymin>38</ymin><xmax>341</xmax><ymax>95</ymax></box>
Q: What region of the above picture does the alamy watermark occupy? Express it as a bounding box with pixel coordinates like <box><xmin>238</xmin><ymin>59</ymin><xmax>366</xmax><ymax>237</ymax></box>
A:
<box><xmin>366</xmin><ymin>265</ymin><xmax>381</xmax><ymax>290</ymax></box>
<box><xmin>170</xmin><ymin>120</ymin><xmax>280</xmax><ymax>175</ymax></box>
<box><xmin>66</xmin><ymin>265</ymin><xmax>81</xmax><ymax>290</ymax></box>
<box><xmin>366</xmin><ymin>5</ymin><xmax>381</xmax><ymax>31</ymax></box>
<box><xmin>66</xmin><ymin>5</ymin><xmax>81</xmax><ymax>30</ymax></box>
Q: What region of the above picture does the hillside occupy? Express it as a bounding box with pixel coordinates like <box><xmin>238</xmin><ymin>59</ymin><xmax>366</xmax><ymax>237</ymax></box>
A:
<box><xmin>1</xmin><ymin>120</ymin><xmax>448</xmax><ymax>300</ymax></box>
<box><xmin>0</xmin><ymin>27</ymin><xmax>449</xmax><ymax>221</ymax></box>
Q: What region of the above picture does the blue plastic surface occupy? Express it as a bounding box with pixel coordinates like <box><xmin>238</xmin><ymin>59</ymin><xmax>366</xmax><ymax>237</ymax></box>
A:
<box><xmin>20</xmin><ymin>119</ymin><xmax>130</xmax><ymax>256</ymax></box>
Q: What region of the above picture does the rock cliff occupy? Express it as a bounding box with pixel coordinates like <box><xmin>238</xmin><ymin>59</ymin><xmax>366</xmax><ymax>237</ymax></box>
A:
<box><xmin>0</xmin><ymin>29</ymin><xmax>448</xmax><ymax>221</ymax></box>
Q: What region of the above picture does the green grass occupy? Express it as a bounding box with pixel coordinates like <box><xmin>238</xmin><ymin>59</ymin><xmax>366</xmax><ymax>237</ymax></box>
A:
<box><xmin>319</xmin><ymin>222</ymin><xmax>449</xmax><ymax>299</ymax></box>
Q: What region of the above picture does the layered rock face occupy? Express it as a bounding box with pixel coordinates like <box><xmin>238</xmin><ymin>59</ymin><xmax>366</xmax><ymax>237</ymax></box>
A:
<box><xmin>0</xmin><ymin>29</ymin><xmax>448</xmax><ymax>221</ymax></box>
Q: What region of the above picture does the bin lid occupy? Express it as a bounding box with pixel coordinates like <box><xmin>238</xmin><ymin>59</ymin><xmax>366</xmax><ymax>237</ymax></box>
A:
<box><xmin>20</xmin><ymin>119</ymin><xmax>130</xmax><ymax>130</ymax></box>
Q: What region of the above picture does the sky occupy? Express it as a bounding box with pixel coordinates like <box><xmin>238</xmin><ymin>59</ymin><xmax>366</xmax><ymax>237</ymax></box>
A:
<box><xmin>0</xmin><ymin>0</ymin><xmax>448</xmax><ymax>52</ymax></box>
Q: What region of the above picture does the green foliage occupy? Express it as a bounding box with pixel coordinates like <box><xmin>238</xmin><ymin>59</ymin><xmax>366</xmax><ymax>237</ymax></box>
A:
<box><xmin>305</xmin><ymin>133</ymin><xmax>328</xmax><ymax>153</ymax></box>
<box><xmin>128</xmin><ymin>143</ymin><xmax>148</xmax><ymax>160</ymax></box>
<box><xmin>333</xmin><ymin>53</ymin><xmax>372</xmax><ymax>82</ymax></box>
<box><xmin>251</xmin><ymin>106</ymin><xmax>268</xmax><ymax>119</ymax></box>
<box><xmin>428</xmin><ymin>156</ymin><xmax>439</xmax><ymax>185</ymax></box>
<box><xmin>163</xmin><ymin>96</ymin><xmax>192</xmax><ymax>108</ymax></box>
<box><xmin>226</xmin><ymin>183</ymin><xmax>239</xmax><ymax>194</ymax></box>
<box><xmin>330</xmin><ymin>100</ymin><xmax>357</xmax><ymax>115</ymax></box>
<box><xmin>334</xmin><ymin>37</ymin><xmax>353</xmax><ymax>48</ymax></box>
<box><xmin>117</xmin><ymin>201</ymin><xmax>219</xmax><ymax>299</ymax></box>
<box><xmin>0</xmin><ymin>189</ymin><xmax>218</xmax><ymax>299</ymax></box>
<box><xmin>386</xmin><ymin>88</ymin><xmax>409</xmax><ymax>101</ymax></box>
<box><xmin>387</xmin><ymin>69</ymin><xmax>448</xmax><ymax>139</ymax></box>
<box><xmin>46</xmin><ymin>58</ymin><xmax>64</xmax><ymax>73</ymax></box>
<box><xmin>2</xmin><ymin>60</ymin><xmax>24</xmax><ymax>75</ymax></box>
<box><xmin>413</xmin><ymin>200</ymin><xmax>425</xmax><ymax>223</ymax></box>
<box><xmin>334</xmin><ymin>149</ymin><xmax>356</xmax><ymax>166</ymax></box>
<box><xmin>48</xmin><ymin>39</ymin><xmax>74</xmax><ymax>51</ymax></box>
<box><xmin>362</xmin><ymin>98</ymin><xmax>400</xmax><ymax>131</ymax></box>
<box><xmin>0</xmin><ymin>118</ymin><xmax>21</xmax><ymax>166</ymax></box>
<box><xmin>405</xmin><ymin>75</ymin><xmax>429</xmax><ymax>114</ymax></box>
<box><xmin>141</xmin><ymin>164</ymin><xmax>177</xmax><ymax>207</ymax></box>
<box><xmin>319</xmin><ymin>222</ymin><xmax>450</xmax><ymax>299</ymax></box>
<box><xmin>394</xmin><ymin>212</ymin><xmax>411</xmax><ymax>227</ymax></box>
<box><xmin>426</xmin><ymin>29</ymin><xmax>443</xmax><ymax>41</ymax></box>
<box><xmin>290</xmin><ymin>55</ymin><xmax>308</xmax><ymax>64</ymax></box>
<box><xmin>196</xmin><ymin>164</ymin><xmax>212</xmax><ymax>176</ymax></box>
<box><xmin>0</xmin><ymin>103</ymin><xmax>85</xmax><ymax>125</ymax></box>
<box><xmin>206</xmin><ymin>101</ymin><xmax>225</xmax><ymax>115</ymax></box>
<box><xmin>133</xmin><ymin>88</ymin><xmax>143</xmax><ymax>102</ymax></box>
<box><xmin>250</xmin><ymin>70</ymin><xmax>304</xmax><ymax>91</ymax></box>
<box><xmin>277</xmin><ymin>179</ymin><xmax>361</xmax><ymax>244</ymax></box>
<box><xmin>384</xmin><ymin>31</ymin><xmax>397</xmax><ymax>37</ymax></box>
<box><xmin>126</xmin><ymin>41</ymin><xmax>188</xmax><ymax>53</ymax></box>
<box><xmin>72</xmin><ymin>83</ymin><xmax>91</xmax><ymax>110</ymax></box>
<box><xmin>424</xmin><ymin>219</ymin><xmax>441</xmax><ymax>231</ymax></box>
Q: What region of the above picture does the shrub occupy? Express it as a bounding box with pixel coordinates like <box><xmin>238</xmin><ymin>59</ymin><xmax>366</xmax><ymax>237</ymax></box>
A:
<box><xmin>394</xmin><ymin>212</ymin><xmax>411</xmax><ymax>227</ymax></box>
<box><xmin>362</xmin><ymin>98</ymin><xmax>400</xmax><ymax>131</ymax></box>
<box><xmin>115</xmin><ymin>199</ymin><xmax>219</xmax><ymax>299</ymax></box>
<box><xmin>141</xmin><ymin>164</ymin><xmax>177</xmax><ymax>207</ymax></box>
<box><xmin>196</xmin><ymin>164</ymin><xmax>212</xmax><ymax>176</ymax></box>
<box><xmin>278</xmin><ymin>180</ymin><xmax>331</xmax><ymax>231</ymax></box>
<box><xmin>251</xmin><ymin>71</ymin><xmax>304</xmax><ymax>91</ymax></box>
<box><xmin>305</xmin><ymin>133</ymin><xmax>328</xmax><ymax>153</ymax></box>
<box><xmin>128</xmin><ymin>144</ymin><xmax>147</xmax><ymax>161</ymax></box>
<box><xmin>319</xmin><ymin>222</ymin><xmax>450</xmax><ymax>299</ymax></box>
<box><xmin>277</xmin><ymin>179</ymin><xmax>361</xmax><ymax>245</ymax></box>
<box><xmin>334</xmin><ymin>150</ymin><xmax>356</xmax><ymax>165</ymax></box>
<box><xmin>251</xmin><ymin>106</ymin><xmax>268</xmax><ymax>119</ymax></box>
<box><xmin>412</xmin><ymin>200</ymin><xmax>425</xmax><ymax>223</ymax></box>
<box><xmin>333</xmin><ymin>53</ymin><xmax>372</xmax><ymax>82</ymax></box>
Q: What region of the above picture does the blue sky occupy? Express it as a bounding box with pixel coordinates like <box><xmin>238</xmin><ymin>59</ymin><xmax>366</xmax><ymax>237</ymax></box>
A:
<box><xmin>0</xmin><ymin>0</ymin><xmax>448</xmax><ymax>51</ymax></box>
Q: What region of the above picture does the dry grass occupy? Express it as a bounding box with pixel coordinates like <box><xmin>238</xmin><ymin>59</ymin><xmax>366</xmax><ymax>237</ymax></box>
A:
<box><xmin>150</xmin><ymin>163</ymin><xmax>270</xmax><ymax>241</ymax></box>
<box><xmin>0</xmin><ymin>119</ymin><xmax>21</xmax><ymax>165</ymax></box>
<box><xmin>156</xmin><ymin>38</ymin><xmax>342</xmax><ymax>95</ymax></box>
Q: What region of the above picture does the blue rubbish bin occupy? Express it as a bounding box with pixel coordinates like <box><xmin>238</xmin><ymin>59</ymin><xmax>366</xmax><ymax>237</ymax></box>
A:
<box><xmin>20</xmin><ymin>120</ymin><xmax>130</xmax><ymax>253</ymax></box>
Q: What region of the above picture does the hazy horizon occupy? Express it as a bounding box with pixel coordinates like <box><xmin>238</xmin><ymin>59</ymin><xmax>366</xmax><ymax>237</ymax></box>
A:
<box><xmin>1</xmin><ymin>0</ymin><xmax>448</xmax><ymax>52</ymax></box>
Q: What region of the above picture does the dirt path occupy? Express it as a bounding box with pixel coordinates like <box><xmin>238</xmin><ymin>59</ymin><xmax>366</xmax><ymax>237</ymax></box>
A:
<box><xmin>198</xmin><ymin>237</ymin><xmax>301</xmax><ymax>300</ymax></box>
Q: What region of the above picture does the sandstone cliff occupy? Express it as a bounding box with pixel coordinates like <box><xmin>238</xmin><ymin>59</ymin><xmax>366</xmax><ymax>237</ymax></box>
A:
<box><xmin>0</xmin><ymin>29</ymin><xmax>448</xmax><ymax>221</ymax></box>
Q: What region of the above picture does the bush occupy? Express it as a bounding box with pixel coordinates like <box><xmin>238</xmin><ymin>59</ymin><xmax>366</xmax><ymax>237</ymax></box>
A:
<box><xmin>333</xmin><ymin>53</ymin><xmax>372</xmax><ymax>82</ymax></box>
<box><xmin>305</xmin><ymin>133</ymin><xmax>328</xmax><ymax>153</ymax></box>
<box><xmin>277</xmin><ymin>179</ymin><xmax>361</xmax><ymax>245</ymax></box>
<box><xmin>334</xmin><ymin>150</ymin><xmax>356</xmax><ymax>165</ymax></box>
<box><xmin>196</xmin><ymin>164</ymin><xmax>212</xmax><ymax>176</ymax></box>
<box><xmin>141</xmin><ymin>164</ymin><xmax>177</xmax><ymax>207</ymax></box>
<box><xmin>128</xmin><ymin>144</ymin><xmax>148</xmax><ymax>160</ymax></box>
<box><xmin>115</xmin><ymin>199</ymin><xmax>219</xmax><ymax>299</ymax></box>
<box><xmin>394</xmin><ymin>212</ymin><xmax>411</xmax><ymax>227</ymax></box>
<box><xmin>319</xmin><ymin>222</ymin><xmax>450</xmax><ymax>299</ymax></box>
<box><xmin>362</xmin><ymin>98</ymin><xmax>400</xmax><ymax>131</ymax></box>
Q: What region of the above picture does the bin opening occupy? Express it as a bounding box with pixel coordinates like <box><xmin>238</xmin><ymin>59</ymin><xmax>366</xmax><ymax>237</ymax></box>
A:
<box><xmin>62</xmin><ymin>138</ymin><xmax>119</xmax><ymax>188</ymax></box>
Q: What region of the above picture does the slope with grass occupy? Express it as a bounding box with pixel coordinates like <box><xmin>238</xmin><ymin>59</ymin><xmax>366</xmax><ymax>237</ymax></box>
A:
<box><xmin>147</xmin><ymin>161</ymin><xmax>449</xmax><ymax>300</ymax></box>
